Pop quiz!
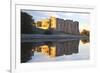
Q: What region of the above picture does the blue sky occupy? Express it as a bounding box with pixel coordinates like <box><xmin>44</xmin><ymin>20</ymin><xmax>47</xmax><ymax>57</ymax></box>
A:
<box><xmin>22</xmin><ymin>10</ymin><xmax>90</xmax><ymax>32</ymax></box>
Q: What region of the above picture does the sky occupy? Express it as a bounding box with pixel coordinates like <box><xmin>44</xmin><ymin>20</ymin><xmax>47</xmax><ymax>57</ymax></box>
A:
<box><xmin>22</xmin><ymin>10</ymin><xmax>90</xmax><ymax>32</ymax></box>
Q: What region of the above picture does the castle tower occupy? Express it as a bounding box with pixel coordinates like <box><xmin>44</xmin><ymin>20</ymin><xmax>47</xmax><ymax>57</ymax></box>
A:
<box><xmin>64</xmin><ymin>20</ymin><xmax>73</xmax><ymax>34</ymax></box>
<box><xmin>56</xmin><ymin>18</ymin><xmax>65</xmax><ymax>32</ymax></box>
<box><xmin>50</xmin><ymin>16</ymin><xmax>57</xmax><ymax>29</ymax></box>
<box><xmin>73</xmin><ymin>21</ymin><xmax>79</xmax><ymax>35</ymax></box>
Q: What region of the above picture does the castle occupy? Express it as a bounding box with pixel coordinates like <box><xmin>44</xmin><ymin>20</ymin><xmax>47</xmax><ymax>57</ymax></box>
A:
<box><xmin>35</xmin><ymin>16</ymin><xmax>79</xmax><ymax>35</ymax></box>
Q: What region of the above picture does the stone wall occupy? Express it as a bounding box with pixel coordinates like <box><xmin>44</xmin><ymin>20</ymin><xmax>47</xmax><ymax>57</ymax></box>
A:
<box><xmin>36</xmin><ymin>17</ymin><xmax>79</xmax><ymax>35</ymax></box>
<box><xmin>56</xmin><ymin>18</ymin><xmax>79</xmax><ymax>35</ymax></box>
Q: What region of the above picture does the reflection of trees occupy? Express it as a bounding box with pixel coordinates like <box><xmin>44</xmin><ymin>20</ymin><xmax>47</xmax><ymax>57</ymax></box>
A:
<box><xmin>21</xmin><ymin>42</ymin><xmax>33</xmax><ymax>63</ymax></box>
<box><xmin>81</xmin><ymin>39</ymin><xmax>89</xmax><ymax>44</ymax></box>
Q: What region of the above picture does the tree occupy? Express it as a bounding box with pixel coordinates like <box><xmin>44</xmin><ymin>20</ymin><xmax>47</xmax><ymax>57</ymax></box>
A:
<box><xmin>80</xmin><ymin>29</ymin><xmax>90</xmax><ymax>37</ymax></box>
<box><xmin>21</xmin><ymin>12</ymin><xmax>33</xmax><ymax>34</ymax></box>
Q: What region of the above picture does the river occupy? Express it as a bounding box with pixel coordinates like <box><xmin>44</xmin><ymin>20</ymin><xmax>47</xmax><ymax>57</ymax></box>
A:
<box><xmin>21</xmin><ymin>39</ymin><xmax>89</xmax><ymax>63</ymax></box>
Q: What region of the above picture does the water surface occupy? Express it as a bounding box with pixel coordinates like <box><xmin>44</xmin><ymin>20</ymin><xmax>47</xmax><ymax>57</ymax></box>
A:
<box><xmin>21</xmin><ymin>39</ymin><xmax>89</xmax><ymax>63</ymax></box>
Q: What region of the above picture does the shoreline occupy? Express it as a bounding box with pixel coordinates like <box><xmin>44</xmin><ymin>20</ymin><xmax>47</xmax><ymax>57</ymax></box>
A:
<box><xmin>21</xmin><ymin>34</ymin><xmax>88</xmax><ymax>39</ymax></box>
<box><xmin>21</xmin><ymin>34</ymin><xmax>89</xmax><ymax>42</ymax></box>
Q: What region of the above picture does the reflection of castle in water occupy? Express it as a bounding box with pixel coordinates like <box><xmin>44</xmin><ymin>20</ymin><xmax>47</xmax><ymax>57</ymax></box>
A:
<box><xmin>32</xmin><ymin>40</ymin><xmax>79</xmax><ymax>57</ymax></box>
<box><xmin>21</xmin><ymin>40</ymin><xmax>79</xmax><ymax>63</ymax></box>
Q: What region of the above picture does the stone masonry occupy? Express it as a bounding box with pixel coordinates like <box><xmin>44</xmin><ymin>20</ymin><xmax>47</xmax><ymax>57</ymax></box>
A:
<box><xmin>36</xmin><ymin>16</ymin><xmax>79</xmax><ymax>35</ymax></box>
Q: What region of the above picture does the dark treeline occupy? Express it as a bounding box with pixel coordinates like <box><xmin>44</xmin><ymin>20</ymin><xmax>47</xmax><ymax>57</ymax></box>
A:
<box><xmin>21</xmin><ymin>12</ymin><xmax>34</xmax><ymax>34</ymax></box>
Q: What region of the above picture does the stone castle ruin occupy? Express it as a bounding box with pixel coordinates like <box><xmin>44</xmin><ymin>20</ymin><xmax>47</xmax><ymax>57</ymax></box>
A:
<box><xmin>35</xmin><ymin>16</ymin><xmax>79</xmax><ymax>35</ymax></box>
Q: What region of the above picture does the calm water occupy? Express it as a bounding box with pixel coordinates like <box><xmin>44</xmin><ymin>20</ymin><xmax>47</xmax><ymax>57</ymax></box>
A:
<box><xmin>21</xmin><ymin>39</ymin><xmax>89</xmax><ymax>63</ymax></box>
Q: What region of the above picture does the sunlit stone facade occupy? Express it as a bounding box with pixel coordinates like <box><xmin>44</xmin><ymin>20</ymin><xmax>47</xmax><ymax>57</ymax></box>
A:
<box><xmin>36</xmin><ymin>19</ymin><xmax>50</xmax><ymax>29</ymax></box>
<box><xmin>36</xmin><ymin>16</ymin><xmax>79</xmax><ymax>34</ymax></box>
